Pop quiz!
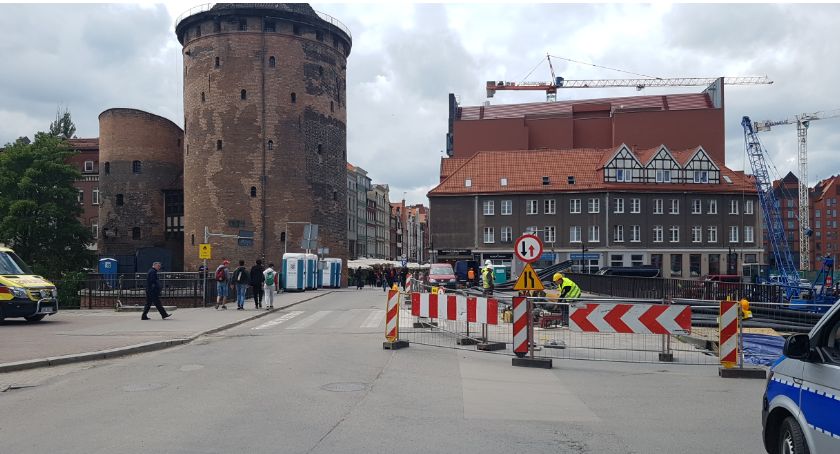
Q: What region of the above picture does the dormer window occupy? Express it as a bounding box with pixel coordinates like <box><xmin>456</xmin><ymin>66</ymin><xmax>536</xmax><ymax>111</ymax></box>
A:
<box><xmin>694</xmin><ymin>171</ymin><xmax>709</xmax><ymax>183</ymax></box>
<box><xmin>616</xmin><ymin>169</ymin><xmax>632</xmax><ymax>182</ymax></box>
<box><xmin>656</xmin><ymin>169</ymin><xmax>672</xmax><ymax>183</ymax></box>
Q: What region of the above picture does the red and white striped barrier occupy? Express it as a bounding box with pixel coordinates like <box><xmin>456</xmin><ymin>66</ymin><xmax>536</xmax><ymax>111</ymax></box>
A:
<box><xmin>410</xmin><ymin>292</ymin><xmax>499</xmax><ymax>325</ymax></box>
<box><xmin>570</xmin><ymin>303</ymin><xmax>691</xmax><ymax>335</ymax></box>
<box><xmin>385</xmin><ymin>289</ymin><xmax>400</xmax><ymax>342</ymax></box>
<box><xmin>512</xmin><ymin>296</ymin><xmax>529</xmax><ymax>355</ymax></box>
<box><xmin>719</xmin><ymin>301</ymin><xmax>738</xmax><ymax>368</ymax></box>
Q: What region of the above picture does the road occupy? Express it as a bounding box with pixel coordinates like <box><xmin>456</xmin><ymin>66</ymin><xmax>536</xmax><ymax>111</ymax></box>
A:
<box><xmin>0</xmin><ymin>289</ymin><xmax>767</xmax><ymax>453</ymax></box>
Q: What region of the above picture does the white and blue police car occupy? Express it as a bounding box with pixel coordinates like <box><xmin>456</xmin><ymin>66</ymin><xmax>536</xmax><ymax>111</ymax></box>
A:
<box><xmin>763</xmin><ymin>299</ymin><xmax>840</xmax><ymax>453</ymax></box>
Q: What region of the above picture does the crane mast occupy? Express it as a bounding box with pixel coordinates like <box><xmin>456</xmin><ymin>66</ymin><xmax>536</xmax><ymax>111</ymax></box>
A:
<box><xmin>753</xmin><ymin>109</ymin><xmax>840</xmax><ymax>271</ymax></box>
<box><xmin>742</xmin><ymin>116</ymin><xmax>801</xmax><ymax>297</ymax></box>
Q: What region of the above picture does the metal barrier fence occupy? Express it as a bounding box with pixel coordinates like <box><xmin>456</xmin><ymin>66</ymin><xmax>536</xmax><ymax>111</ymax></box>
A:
<box><xmin>395</xmin><ymin>285</ymin><xmax>722</xmax><ymax>365</ymax></box>
<box><xmin>568</xmin><ymin>273</ymin><xmax>784</xmax><ymax>303</ymax></box>
<box><xmin>77</xmin><ymin>273</ymin><xmax>252</xmax><ymax>308</ymax></box>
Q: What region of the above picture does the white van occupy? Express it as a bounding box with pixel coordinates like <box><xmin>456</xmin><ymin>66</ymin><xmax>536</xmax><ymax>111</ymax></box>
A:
<box><xmin>762</xmin><ymin>299</ymin><xmax>840</xmax><ymax>453</ymax></box>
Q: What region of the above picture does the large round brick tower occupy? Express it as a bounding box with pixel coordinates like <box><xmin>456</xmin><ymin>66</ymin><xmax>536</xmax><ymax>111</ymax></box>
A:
<box><xmin>175</xmin><ymin>3</ymin><xmax>351</xmax><ymax>271</ymax></box>
<box><xmin>98</xmin><ymin>108</ymin><xmax>185</xmax><ymax>271</ymax></box>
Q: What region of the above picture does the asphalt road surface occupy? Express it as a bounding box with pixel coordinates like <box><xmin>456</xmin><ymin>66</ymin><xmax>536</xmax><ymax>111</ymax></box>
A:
<box><xmin>0</xmin><ymin>289</ymin><xmax>767</xmax><ymax>453</ymax></box>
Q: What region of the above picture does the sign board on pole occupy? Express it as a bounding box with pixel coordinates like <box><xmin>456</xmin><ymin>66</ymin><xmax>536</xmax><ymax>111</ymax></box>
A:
<box><xmin>513</xmin><ymin>263</ymin><xmax>544</xmax><ymax>291</ymax></box>
<box><xmin>513</xmin><ymin>234</ymin><xmax>543</xmax><ymax>263</ymax></box>
<box><xmin>199</xmin><ymin>243</ymin><xmax>212</xmax><ymax>260</ymax></box>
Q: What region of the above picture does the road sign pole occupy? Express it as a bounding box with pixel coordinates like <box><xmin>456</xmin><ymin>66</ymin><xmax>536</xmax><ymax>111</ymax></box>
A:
<box><xmin>203</xmin><ymin>226</ymin><xmax>208</xmax><ymax>307</ymax></box>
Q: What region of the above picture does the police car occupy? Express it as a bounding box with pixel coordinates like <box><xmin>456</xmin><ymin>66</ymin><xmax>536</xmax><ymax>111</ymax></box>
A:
<box><xmin>762</xmin><ymin>299</ymin><xmax>840</xmax><ymax>453</ymax></box>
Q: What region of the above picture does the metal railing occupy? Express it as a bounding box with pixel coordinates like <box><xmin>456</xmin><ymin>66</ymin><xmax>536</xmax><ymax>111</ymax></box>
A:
<box><xmin>175</xmin><ymin>3</ymin><xmax>352</xmax><ymax>39</ymax></box>
<box><xmin>78</xmin><ymin>272</ymin><xmax>244</xmax><ymax>308</ymax></box>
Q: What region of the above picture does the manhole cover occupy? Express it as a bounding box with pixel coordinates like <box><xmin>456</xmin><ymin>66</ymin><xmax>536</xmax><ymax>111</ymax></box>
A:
<box><xmin>320</xmin><ymin>382</ymin><xmax>368</xmax><ymax>392</ymax></box>
<box><xmin>179</xmin><ymin>364</ymin><xmax>204</xmax><ymax>372</ymax></box>
<box><xmin>122</xmin><ymin>383</ymin><xmax>166</xmax><ymax>392</ymax></box>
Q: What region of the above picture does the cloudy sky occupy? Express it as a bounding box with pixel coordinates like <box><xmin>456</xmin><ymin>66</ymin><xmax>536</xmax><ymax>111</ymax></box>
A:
<box><xmin>2</xmin><ymin>2</ymin><xmax>840</xmax><ymax>205</ymax></box>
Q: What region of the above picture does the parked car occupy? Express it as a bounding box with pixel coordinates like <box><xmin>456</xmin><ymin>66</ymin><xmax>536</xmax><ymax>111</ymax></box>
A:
<box><xmin>427</xmin><ymin>263</ymin><xmax>457</xmax><ymax>289</ymax></box>
<box><xmin>762</xmin><ymin>299</ymin><xmax>840</xmax><ymax>453</ymax></box>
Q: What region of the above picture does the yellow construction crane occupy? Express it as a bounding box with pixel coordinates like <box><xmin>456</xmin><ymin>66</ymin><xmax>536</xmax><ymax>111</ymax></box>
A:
<box><xmin>486</xmin><ymin>54</ymin><xmax>773</xmax><ymax>101</ymax></box>
<box><xmin>753</xmin><ymin>109</ymin><xmax>840</xmax><ymax>271</ymax></box>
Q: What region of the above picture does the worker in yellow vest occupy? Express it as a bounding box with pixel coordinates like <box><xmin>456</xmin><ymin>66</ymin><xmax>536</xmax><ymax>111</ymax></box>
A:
<box><xmin>552</xmin><ymin>272</ymin><xmax>581</xmax><ymax>300</ymax></box>
<box><xmin>481</xmin><ymin>260</ymin><xmax>495</xmax><ymax>296</ymax></box>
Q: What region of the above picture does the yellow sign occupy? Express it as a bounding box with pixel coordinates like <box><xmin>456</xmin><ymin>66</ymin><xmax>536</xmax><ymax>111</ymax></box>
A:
<box><xmin>513</xmin><ymin>263</ymin><xmax>544</xmax><ymax>291</ymax></box>
<box><xmin>199</xmin><ymin>243</ymin><xmax>212</xmax><ymax>260</ymax></box>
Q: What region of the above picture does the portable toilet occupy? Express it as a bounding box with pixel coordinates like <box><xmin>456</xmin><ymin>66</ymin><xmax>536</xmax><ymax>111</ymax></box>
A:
<box><xmin>322</xmin><ymin>258</ymin><xmax>342</xmax><ymax>288</ymax></box>
<box><xmin>305</xmin><ymin>254</ymin><xmax>318</xmax><ymax>290</ymax></box>
<box><xmin>98</xmin><ymin>258</ymin><xmax>118</xmax><ymax>289</ymax></box>
<box><xmin>317</xmin><ymin>260</ymin><xmax>325</xmax><ymax>288</ymax></box>
<box><xmin>282</xmin><ymin>253</ymin><xmax>305</xmax><ymax>291</ymax></box>
<box><xmin>492</xmin><ymin>265</ymin><xmax>509</xmax><ymax>285</ymax></box>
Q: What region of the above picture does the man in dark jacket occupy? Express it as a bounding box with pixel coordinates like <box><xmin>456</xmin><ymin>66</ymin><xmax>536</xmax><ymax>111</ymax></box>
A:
<box><xmin>249</xmin><ymin>259</ymin><xmax>265</xmax><ymax>309</ymax></box>
<box><xmin>143</xmin><ymin>262</ymin><xmax>171</xmax><ymax>320</ymax></box>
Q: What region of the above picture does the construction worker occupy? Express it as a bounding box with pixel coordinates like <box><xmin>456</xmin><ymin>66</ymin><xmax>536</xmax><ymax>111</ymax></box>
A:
<box><xmin>552</xmin><ymin>272</ymin><xmax>581</xmax><ymax>300</ymax></box>
<box><xmin>467</xmin><ymin>267</ymin><xmax>476</xmax><ymax>287</ymax></box>
<box><xmin>481</xmin><ymin>260</ymin><xmax>494</xmax><ymax>296</ymax></box>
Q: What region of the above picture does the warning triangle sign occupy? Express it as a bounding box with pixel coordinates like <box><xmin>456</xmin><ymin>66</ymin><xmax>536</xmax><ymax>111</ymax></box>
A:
<box><xmin>513</xmin><ymin>263</ymin><xmax>544</xmax><ymax>291</ymax></box>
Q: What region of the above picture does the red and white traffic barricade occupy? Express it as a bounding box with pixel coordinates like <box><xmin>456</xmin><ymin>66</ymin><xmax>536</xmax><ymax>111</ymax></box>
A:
<box><xmin>569</xmin><ymin>303</ymin><xmax>691</xmax><ymax>335</ymax></box>
<box><xmin>719</xmin><ymin>300</ymin><xmax>739</xmax><ymax>368</ymax></box>
<box><xmin>383</xmin><ymin>289</ymin><xmax>408</xmax><ymax>350</ymax></box>
<box><xmin>410</xmin><ymin>292</ymin><xmax>499</xmax><ymax>325</ymax></box>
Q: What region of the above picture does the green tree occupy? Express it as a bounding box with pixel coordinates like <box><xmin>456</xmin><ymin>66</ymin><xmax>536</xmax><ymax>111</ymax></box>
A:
<box><xmin>49</xmin><ymin>107</ymin><xmax>76</xmax><ymax>140</ymax></box>
<box><xmin>0</xmin><ymin>132</ymin><xmax>94</xmax><ymax>278</ymax></box>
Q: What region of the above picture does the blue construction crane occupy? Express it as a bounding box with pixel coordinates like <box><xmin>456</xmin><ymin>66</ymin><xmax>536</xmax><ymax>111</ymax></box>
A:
<box><xmin>743</xmin><ymin>116</ymin><xmax>838</xmax><ymax>312</ymax></box>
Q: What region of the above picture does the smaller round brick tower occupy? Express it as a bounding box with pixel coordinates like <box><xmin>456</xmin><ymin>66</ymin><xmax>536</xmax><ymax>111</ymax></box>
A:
<box><xmin>98</xmin><ymin>108</ymin><xmax>185</xmax><ymax>271</ymax></box>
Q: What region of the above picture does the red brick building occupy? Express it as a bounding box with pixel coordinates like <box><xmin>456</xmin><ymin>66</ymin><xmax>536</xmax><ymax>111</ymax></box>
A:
<box><xmin>446</xmin><ymin>79</ymin><xmax>726</xmax><ymax>163</ymax></box>
<box><xmin>809</xmin><ymin>175</ymin><xmax>840</xmax><ymax>270</ymax></box>
<box><xmin>66</xmin><ymin>138</ymin><xmax>100</xmax><ymax>245</ymax></box>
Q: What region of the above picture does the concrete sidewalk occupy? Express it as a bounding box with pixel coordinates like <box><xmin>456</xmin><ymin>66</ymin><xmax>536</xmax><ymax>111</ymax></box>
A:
<box><xmin>0</xmin><ymin>289</ymin><xmax>337</xmax><ymax>373</ymax></box>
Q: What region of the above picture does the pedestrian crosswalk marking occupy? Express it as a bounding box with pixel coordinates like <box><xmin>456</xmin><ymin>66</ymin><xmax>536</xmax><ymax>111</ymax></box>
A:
<box><xmin>287</xmin><ymin>311</ymin><xmax>333</xmax><ymax>330</ymax></box>
<box><xmin>252</xmin><ymin>311</ymin><xmax>304</xmax><ymax>330</ymax></box>
<box><xmin>360</xmin><ymin>310</ymin><xmax>385</xmax><ymax>328</ymax></box>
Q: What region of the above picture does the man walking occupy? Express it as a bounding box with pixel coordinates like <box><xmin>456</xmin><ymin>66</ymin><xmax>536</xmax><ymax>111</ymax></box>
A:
<box><xmin>214</xmin><ymin>260</ymin><xmax>230</xmax><ymax>310</ymax></box>
<box><xmin>250</xmin><ymin>259</ymin><xmax>265</xmax><ymax>309</ymax></box>
<box><xmin>143</xmin><ymin>262</ymin><xmax>171</xmax><ymax>320</ymax></box>
<box><xmin>356</xmin><ymin>266</ymin><xmax>364</xmax><ymax>290</ymax></box>
<box><xmin>232</xmin><ymin>260</ymin><xmax>250</xmax><ymax>310</ymax></box>
<box><xmin>263</xmin><ymin>262</ymin><xmax>277</xmax><ymax>310</ymax></box>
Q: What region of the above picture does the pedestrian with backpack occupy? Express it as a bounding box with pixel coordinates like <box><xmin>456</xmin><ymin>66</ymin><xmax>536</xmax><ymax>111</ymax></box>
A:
<box><xmin>232</xmin><ymin>260</ymin><xmax>249</xmax><ymax>310</ymax></box>
<box><xmin>249</xmin><ymin>259</ymin><xmax>265</xmax><ymax>309</ymax></box>
<box><xmin>214</xmin><ymin>260</ymin><xmax>230</xmax><ymax>310</ymax></box>
<box><xmin>263</xmin><ymin>263</ymin><xmax>277</xmax><ymax>310</ymax></box>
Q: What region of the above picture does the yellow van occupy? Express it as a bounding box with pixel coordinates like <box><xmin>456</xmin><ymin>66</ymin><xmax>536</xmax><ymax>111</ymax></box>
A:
<box><xmin>0</xmin><ymin>247</ymin><xmax>58</xmax><ymax>322</ymax></box>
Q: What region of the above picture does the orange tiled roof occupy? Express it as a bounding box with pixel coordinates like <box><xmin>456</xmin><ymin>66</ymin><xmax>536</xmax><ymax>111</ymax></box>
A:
<box><xmin>66</xmin><ymin>138</ymin><xmax>99</xmax><ymax>151</ymax></box>
<box><xmin>440</xmin><ymin>157</ymin><xmax>469</xmax><ymax>181</ymax></box>
<box><xmin>428</xmin><ymin>146</ymin><xmax>755</xmax><ymax>197</ymax></box>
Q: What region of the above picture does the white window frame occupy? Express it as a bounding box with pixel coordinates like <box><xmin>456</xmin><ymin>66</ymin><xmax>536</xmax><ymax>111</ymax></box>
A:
<box><xmin>670</xmin><ymin>199</ymin><xmax>679</xmax><ymax>215</ymax></box>
<box><xmin>483</xmin><ymin>227</ymin><xmax>494</xmax><ymax>244</ymax></box>
<box><xmin>570</xmin><ymin>199</ymin><xmax>581</xmax><ymax>214</ymax></box>
<box><xmin>669</xmin><ymin>226</ymin><xmax>680</xmax><ymax>243</ymax></box>
<box><xmin>483</xmin><ymin>200</ymin><xmax>494</xmax><ymax>216</ymax></box>
<box><xmin>692</xmin><ymin>225</ymin><xmax>702</xmax><ymax>243</ymax></box>
<box><xmin>694</xmin><ymin>171</ymin><xmax>708</xmax><ymax>183</ymax></box>
<box><xmin>614</xmin><ymin>198</ymin><xmax>624</xmax><ymax>214</ymax></box>
<box><xmin>525</xmin><ymin>226</ymin><xmax>537</xmax><ymax>235</ymax></box>
<box><xmin>588</xmin><ymin>225</ymin><xmax>600</xmax><ymax>242</ymax></box>
<box><xmin>613</xmin><ymin>225</ymin><xmax>624</xmax><ymax>242</ymax></box>
<box><xmin>654</xmin><ymin>199</ymin><xmax>663</xmax><ymax>214</ymax></box>
<box><xmin>501</xmin><ymin>200</ymin><xmax>512</xmax><ymax>216</ymax></box>
<box><xmin>526</xmin><ymin>200</ymin><xmax>538</xmax><ymax>215</ymax></box>
<box><xmin>544</xmin><ymin>199</ymin><xmax>556</xmax><ymax>215</ymax></box>
<box><xmin>91</xmin><ymin>223</ymin><xmax>98</xmax><ymax>238</ymax></box>
<box><xmin>630</xmin><ymin>225</ymin><xmax>640</xmax><ymax>242</ymax></box>
<box><xmin>709</xmin><ymin>199</ymin><xmax>718</xmax><ymax>214</ymax></box>
<box><xmin>616</xmin><ymin>168</ymin><xmax>632</xmax><ymax>182</ymax></box>
<box><xmin>631</xmin><ymin>198</ymin><xmax>640</xmax><ymax>213</ymax></box>
<box><xmin>501</xmin><ymin>226</ymin><xmax>512</xmax><ymax>243</ymax></box>
<box><xmin>588</xmin><ymin>198</ymin><xmax>600</xmax><ymax>214</ymax></box>
<box><xmin>570</xmin><ymin>226</ymin><xmax>581</xmax><ymax>243</ymax></box>
<box><xmin>730</xmin><ymin>200</ymin><xmax>739</xmax><ymax>215</ymax></box>
<box><xmin>708</xmin><ymin>226</ymin><xmax>718</xmax><ymax>243</ymax></box>
<box><xmin>84</xmin><ymin>160</ymin><xmax>94</xmax><ymax>172</ymax></box>
<box><xmin>78</xmin><ymin>190</ymin><xmax>84</xmax><ymax>204</ymax></box>
<box><xmin>729</xmin><ymin>225</ymin><xmax>739</xmax><ymax>243</ymax></box>
<box><xmin>692</xmin><ymin>199</ymin><xmax>702</xmax><ymax>214</ymax></box>
<box><xmin>544</xmin><ymin>226</ymin><xmax>556</xmax><ymax>243</ymax></box>
<box><xmin>656</xmin><ymin>169</ymin><xmax>671</xmax><ymax>183</ymax></box>
<box><xmin>92</xmin><ymin>189</ymin><xmax>100</xmax><ymax>205</ymax></box>
<box><xmin>653</xmin><ymin>225</ymin><xmax>663</xmax><ymax>243</ymax></box>
<box><xmin>745</xmin><ymin>200</ymin><xmax>754</xmax><ymax>215</ymax></box>
<box><xmin>744</xmin><ymin>225</ymin><xmax>754</xmax><ymax>243</ymax></box>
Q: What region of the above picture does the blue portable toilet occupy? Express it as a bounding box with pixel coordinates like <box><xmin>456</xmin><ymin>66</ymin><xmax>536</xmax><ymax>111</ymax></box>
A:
<box><xmin>99</xmin><ymin>258</ymin><xmax>118</xmax><ymax>289</ymax></box>
<box><xmin>282</xmin><ymin>253</ymin><xmax>305</xmax><ymax>291</ymax></box>
<box><xmin>305</xmin><ymin>254</ymin><xmax>318</xmax><ymax>289</ymax></box>
<box><xmin>321</xmin><ymin>258</ymin><xmax>342</xmax><ymax>288</ymax></box>
<box><xmin>317</xmin><ymin>260</ymin><xmax>325</xmax><ymax>288</ymax></box>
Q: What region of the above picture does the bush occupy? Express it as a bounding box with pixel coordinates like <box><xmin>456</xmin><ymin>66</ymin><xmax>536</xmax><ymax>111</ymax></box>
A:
<box><xmin>56</xmin><ymin>271</ymin><xmax>86</xmax><ymax>309</ymax></box>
